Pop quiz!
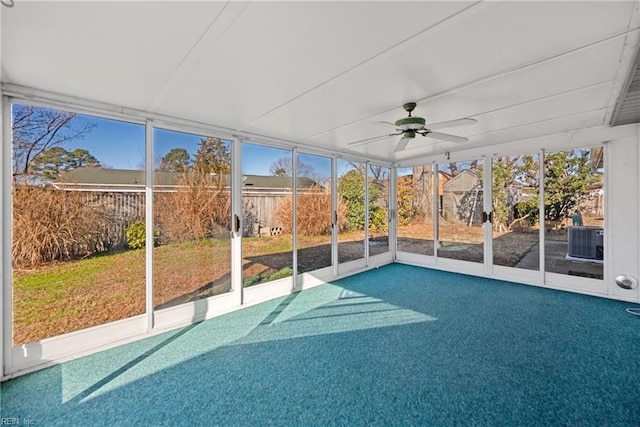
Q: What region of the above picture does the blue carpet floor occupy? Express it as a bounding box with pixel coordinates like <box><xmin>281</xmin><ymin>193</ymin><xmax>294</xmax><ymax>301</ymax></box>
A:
<box><xmin>2</xmin><ymin>264</ymin><xmax>640</xmax><ymax>426</ymax></box>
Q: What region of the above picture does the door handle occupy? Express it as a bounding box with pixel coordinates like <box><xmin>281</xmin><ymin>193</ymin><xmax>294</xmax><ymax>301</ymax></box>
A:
<box><xmin>233</xmin><ymin>214</ymin><xmax>240</xmax><ymax>233</ymax></box>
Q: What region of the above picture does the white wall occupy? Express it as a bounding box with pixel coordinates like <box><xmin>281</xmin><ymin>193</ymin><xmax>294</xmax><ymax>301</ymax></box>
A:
<box><xmin>606</xmin><ymin>133</ymin><xmax>640</xmax><ymax>301</ymax></box>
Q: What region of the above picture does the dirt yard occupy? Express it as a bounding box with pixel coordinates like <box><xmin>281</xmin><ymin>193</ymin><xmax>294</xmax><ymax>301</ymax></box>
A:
<box><xmin>398</xmin><ymin>221</ymin><xmax>539</xmax><ymax>265</ymax></box>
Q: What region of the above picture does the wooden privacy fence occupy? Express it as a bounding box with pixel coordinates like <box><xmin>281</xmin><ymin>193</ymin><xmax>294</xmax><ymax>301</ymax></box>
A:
<box><xmin>78</xmin><ymin>192</ymin><xmax>145</xmax><ymax>249</ymax></box>
<box><xmin>77</xmin><ymin>190</ymin><xmax>294</xmax><ymax>248</ymax></box>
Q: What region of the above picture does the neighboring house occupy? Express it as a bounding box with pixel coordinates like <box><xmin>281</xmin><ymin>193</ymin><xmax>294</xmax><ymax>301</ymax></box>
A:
<box><xmin>407</xmin><ymin>167</ymin><xmax>452</xmax><ymax>219</ymax></box>
<box><xmin>441</xmin><ymin>169</ymin><xmax>483</xmax><ymax>226</ymax></box>
<box><xmin>54</xmin><ymin>168</ymin><xmax>318</xmax><ymax>193</ymax></box>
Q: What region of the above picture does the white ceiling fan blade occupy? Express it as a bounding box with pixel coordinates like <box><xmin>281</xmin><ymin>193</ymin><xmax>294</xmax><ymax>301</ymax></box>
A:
<box><xmin>424</xmin><ymin>131</ymin><xmax>468</xmax><ymax>144</ymax></box>
<box><xmin>426</xmin><ymin>118</ymin><xmax>477</xmax><ymax>131</ymax></box>
<box><xmin>374</xmin><ymin>121</ymin><xmax>399</xmax><ymax>129</ymax></box>
<box><xmin>347</xmin><ymin>132</ymin><xmax>401</xmax><ymax>147</ymax></box>
<box><xmin>394</xmin><ymin>136</ymin><xmax>411</xmax><ymax>152</ymax></box>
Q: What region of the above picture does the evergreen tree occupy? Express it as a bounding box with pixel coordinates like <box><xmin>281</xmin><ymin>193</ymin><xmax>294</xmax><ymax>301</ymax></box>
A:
<box><xmin>31</xmin><ymin>146</ymin><xmax>101</xmax><ymax>180</ymax></box>
<box><xmin>194</xmin><ymin>137</ymin><xmax>230</xmax><ymax>174</ymax></box>
<box><xmin>159</xmin><ymin>148</ymin><xmax>191</xmax><ymax>172</ymax></box>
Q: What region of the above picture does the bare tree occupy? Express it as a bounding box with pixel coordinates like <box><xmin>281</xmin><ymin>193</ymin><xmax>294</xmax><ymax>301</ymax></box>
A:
<box><xmin>414</xmin><ymin>165</ymin><xmax>433</xmax><ymax>219</ymax></box>
<box><xmin>447</xmin><ymin>160</ymin><xmax>479</xmax><ymax>177</ymax></box>
<box><xmin>345</xmin><ymin>161</ymin><xmax>388</xmax><ymax>182</ymax></box>
<box><xmin>269</xmin><ymin>155</ymin><xmax>318</xmax><ymax>180</ymax></box>
<box><xmin>12</xmin><ymin>104</ymin><xmax>96</xmax><ymax>179</ymax></box>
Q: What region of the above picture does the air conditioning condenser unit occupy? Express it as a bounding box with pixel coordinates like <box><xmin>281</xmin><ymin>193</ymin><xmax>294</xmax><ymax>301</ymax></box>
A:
<box><xmin>568</xmin><ymin>226</ymin><xmax>604</xmax><ymax>260</ymax></box>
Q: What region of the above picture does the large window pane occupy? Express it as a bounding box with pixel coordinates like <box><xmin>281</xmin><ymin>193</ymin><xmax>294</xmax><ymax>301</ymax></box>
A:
<box><xmin>437</xmin><ymin>160</ymin><xmax>484</xmax><ymax>263</ymax></box>
<box><xmin>544</xmin><ymin>148</ymin><xmax>604</xmax><ymax>279</ymax></box>
<box><xmin>296</xmin><ymin>153</ymin><xmax>332</xmax><ymax>273</ymax></box>
<box><xmin>492</xmin><ymin>154</ymin><xmax>540</xmax><ymax>270</ymax></box>
<box><xmin>11</xmin><ymin>104</ymin><xmax>145</xmax><ymax>345</ymax></box>
<box><xmin>153</xmin><ymin>130</ymin><xmax>232</xmax><ymax>310</ymax></box>
<box><xmin>337</xmin><ymin>160</ymin><xmax>365</xmax><ymax>263</ymax></box>
<box><xmin>368</xmin><ymin>164</ymin><xmax>389</xmax><ymax>256</ymax></box>
<box><xmin>242</xmin><ymin>143</ymin><xmax>293</xmax><ymax>286</ymax></box>
<box><xmin>397</xmin><ymin>165</ymin><xmax>435</xmax><ymax>256</ymax></box>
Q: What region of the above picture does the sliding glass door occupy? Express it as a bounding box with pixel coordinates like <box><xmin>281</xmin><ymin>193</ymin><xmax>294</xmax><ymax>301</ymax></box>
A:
<box><xmin>544</xmin><ymin>148</ymin><xmax>604</xmax><ymax>282</ymax></box>
<box><xmin>491</xmin><ymin>154</ymin><xmax>540</xmax><ymax>273</ymax></box>
<box><xmin>436</xmin><ymin>160</ymin><xmax>484</xmax><ymax>264</ymax></box>
<box><xmin>153</xmin><ymin>130</ymin><xmax>232</xmax><ymax>311</ymax></box>
<box><xmin>368</xmin><ymin>164</ymin><xmax>390</xmax><ymax>258</ymax></box>
<box><xmin>396</xmin><ymin>165</ymin><xmax>435</xmax><ymax>257</ymax></box>
<box><xmin>241</xmin><ymin>143</ymin><xmax>293</xmax><ymax>288</ymax></box>
<box><xmin>337</xmin><ymin>159</ymin><xmax>366</xmax><ymax>268</ymax></box>
<box><xmin>11</xmin><ymin>104</ymin><xmax>146</xmax><ymax>346</ymax></box>
<box><xmin>296</xmin><ymin>152</ymin><xmax>333</xmax><ymax>275</ymax></box>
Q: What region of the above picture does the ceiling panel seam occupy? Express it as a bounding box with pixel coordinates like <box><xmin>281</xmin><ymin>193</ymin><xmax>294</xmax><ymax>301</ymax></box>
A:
<box><xmin>464</xmin><ymin>108</ymin><xmax>608</xmax><ymax>139</ymax></box>
<box><xmin>304</xmin><ymin>28</ymin><xmax>640</xmax><ymax>143</ymax></box>
<box><xmin>444</xmin><ymin>81</ymin><xmax>614</xmax><ymax>124</ymax></box>
<box><xmin>238</xmin><ymin>1</ymin><xmax>488</xmax><ymax>131</ymax></box>
<box><xmin>313</xmin><ymin>81</ymin><xmax>615</xmax><ymax>146</ymax></box>
<box><xmin>145</xmin><ymin>2</ymin><xmax>250</xmax><ymax>112</ymax></box>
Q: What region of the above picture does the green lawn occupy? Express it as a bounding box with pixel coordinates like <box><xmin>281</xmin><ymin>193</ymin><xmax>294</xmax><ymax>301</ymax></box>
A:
<box><xmin>12</xmin><ymin>234</ymin><xmax>341</xmax><ymax>345</ymax></box>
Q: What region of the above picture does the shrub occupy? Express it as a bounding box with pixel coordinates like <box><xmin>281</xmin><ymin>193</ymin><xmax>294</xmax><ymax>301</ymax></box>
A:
<box><xmin>397</xmin><ymin>175</ymin><xmax>417</xmax><ymax>226</ymax></box>
<box><xmin>12</xmin><ymin>185</ymin><xmax>111</xmax><ymax>267</ymax></box>
<box><xmin>125</xmin><ymin>221</ymin><xmax>146</xmax><ymax>249</ymax></box>
<box><xmin>268</xmin><ymin>267</ymin><xmax>293</xmax><ymax>281</ymax></box>
<box><xmin>337</xmin><ymin>169</ymin><xmax>386</xmax><ymax>231</ymax></box>
<box><xmin>125</xmin><ymin>221</ymin><xmax>159</xmax><ymax>249</ymax></box>
<box><xmin>275</xmin><ymin>188</ymin><xmax>347</xmax><ymax>235</ymax></box>
<box><xmin>369</xmin><ymin>207</ymin><xmax>388</xmax><ymax>232</ymax></box>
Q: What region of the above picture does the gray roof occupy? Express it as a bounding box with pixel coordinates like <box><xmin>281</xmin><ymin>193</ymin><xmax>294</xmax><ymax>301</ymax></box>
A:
<box><xmin>57</xmin><ymin>167</ymin><xmax>318</xmax><ymax>189</ymax></box>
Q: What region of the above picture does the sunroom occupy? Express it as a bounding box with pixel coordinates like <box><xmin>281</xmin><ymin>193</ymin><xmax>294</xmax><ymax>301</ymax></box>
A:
<box><xmin>2</xmin><ymin>0</ymin><xmax>640</xmax><ymax>405</ymax></box>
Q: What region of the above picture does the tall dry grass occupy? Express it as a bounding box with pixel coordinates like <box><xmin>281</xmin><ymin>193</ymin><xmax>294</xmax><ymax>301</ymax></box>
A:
<box><xmin>12</xmin><ymin>185</ymin><xmax>111</xmax><ymax>267</ymax></box>
<box><xmin>276</xmin><ymin>188</ymin><xmax>347</xmax><ymax>235</ymax></box>
<box><xmin>154</xmin><ymin>171</ymin><xmax>231</xmax><ymax>243</ymax></box>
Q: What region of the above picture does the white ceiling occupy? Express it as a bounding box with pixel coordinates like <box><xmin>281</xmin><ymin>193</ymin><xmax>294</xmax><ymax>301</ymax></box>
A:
<box><xmin>3</xmin><ymin>1</ymin><xmax>640</xmax><ymax>164</ymax></box>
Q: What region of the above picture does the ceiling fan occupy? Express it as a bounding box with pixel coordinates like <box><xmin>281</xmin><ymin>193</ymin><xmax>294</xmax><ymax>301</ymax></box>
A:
<box><xmin>348</xmin><ymin>102</ymin><xmax>477</xmax><ymax>152</ymax></box>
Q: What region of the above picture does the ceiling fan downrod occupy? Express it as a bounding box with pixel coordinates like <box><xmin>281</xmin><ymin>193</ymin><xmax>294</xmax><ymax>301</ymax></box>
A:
<box><xmin>403</xmin><ymin>102</ymin><xmax>417</xmax><ymax>116</ymax></box>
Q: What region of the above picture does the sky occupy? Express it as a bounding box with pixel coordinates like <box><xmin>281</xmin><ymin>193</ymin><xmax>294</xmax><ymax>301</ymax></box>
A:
<box><xmin>59</xmin><ymin>112</ymin><xmax>336</xmax><ymax>177</ymax></box>
<box><xmin>18</xmin><ymin>105</ymin><xmax>395</xmax><ymax>179</ymax></box>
